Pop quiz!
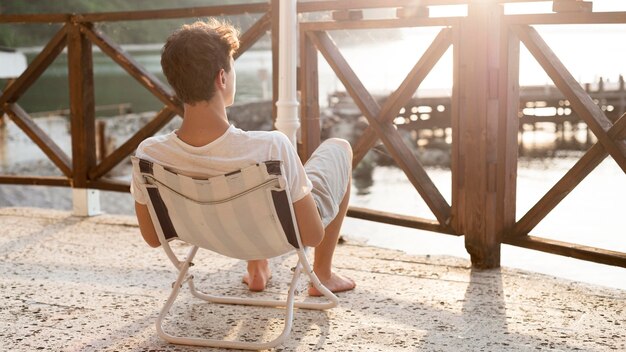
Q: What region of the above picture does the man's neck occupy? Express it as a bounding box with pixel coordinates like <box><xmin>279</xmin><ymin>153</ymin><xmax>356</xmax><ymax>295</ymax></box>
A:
<box><xmin>176</xmin><ymin>100</ymin><xmax>230</xmax><ymax>147</ymax></box>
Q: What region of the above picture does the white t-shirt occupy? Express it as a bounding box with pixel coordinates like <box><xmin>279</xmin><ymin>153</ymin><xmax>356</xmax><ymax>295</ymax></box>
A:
<box><xmin>130</xmin><ymin>125</ymin><xmax>313</xmax><ymax>205</ymax></box>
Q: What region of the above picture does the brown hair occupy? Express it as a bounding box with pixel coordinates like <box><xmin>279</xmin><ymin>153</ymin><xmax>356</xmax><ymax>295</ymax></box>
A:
<box><xmin>161</xmin><ymin>19</ymin><xmax>239</xmax><ymax>105</ymax></box>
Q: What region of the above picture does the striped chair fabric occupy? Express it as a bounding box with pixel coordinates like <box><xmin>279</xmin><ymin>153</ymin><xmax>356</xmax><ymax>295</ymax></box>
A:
<box><xmin>131</xmin><ymin>157</ymin><xmax>300</xmax><ymax>260</ymax></box>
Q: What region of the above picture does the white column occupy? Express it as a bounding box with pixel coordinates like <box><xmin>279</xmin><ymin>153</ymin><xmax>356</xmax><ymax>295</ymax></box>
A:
<box><xmin>275</xmin><ymin>0</ymin><xmax>300</xmax><ymax>146</ymax></box>
<box><xmin>72</xmin><ymin>188</ymin><xmax>101</xmax><ymax>216</ymax></box>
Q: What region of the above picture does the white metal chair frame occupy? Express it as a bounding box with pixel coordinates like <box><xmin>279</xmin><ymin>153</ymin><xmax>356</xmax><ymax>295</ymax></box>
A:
<box><xmin>132</xmin><ymin>157</ymin><xmax>338</xmax><ymax>350</ymax></box>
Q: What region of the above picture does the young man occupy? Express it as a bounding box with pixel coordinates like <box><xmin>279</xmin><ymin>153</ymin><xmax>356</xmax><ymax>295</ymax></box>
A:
<box><xmin>130</xmin><ymin>19</ymin><xmax>355</xmax><ymax>296</ymax></box>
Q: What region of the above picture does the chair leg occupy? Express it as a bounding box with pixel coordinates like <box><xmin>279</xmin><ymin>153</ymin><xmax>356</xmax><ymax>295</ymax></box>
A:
<box><xmin>186</xmin><ymin>250</ymin><xmax>338</xmax><ymax>310</ymax></box>
<box><xmin>155</xmin><ymin>246</ymin><xmax>195</xmax><ymax>343</ymax></box>
<box><xmin>155</xmin><ymin>252</ymin><xmax>303</xmax><ymax>350</ymax></box>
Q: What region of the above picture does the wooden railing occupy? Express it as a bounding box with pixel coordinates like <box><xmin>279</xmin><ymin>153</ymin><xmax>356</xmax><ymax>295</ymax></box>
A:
<box><xmin>0</xmin><ymin>2</ymin><xmax>278</xmax><ymax>192</ymax></box>
<box><xmin>297</xmin><ymin>0</ymin><xmax>626</xmax><ymax>268</ymax></box>
<box><xmin>1</xmin><ymin>0</ymin><xmax>625</xmax><ymax>269</ymax></box>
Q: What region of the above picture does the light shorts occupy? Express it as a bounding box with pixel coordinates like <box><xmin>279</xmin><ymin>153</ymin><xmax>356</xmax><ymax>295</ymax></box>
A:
<box><xmin>304</xmin><ymin>138</ymin><xmax>353</xmax><ymax>228</ymax></box>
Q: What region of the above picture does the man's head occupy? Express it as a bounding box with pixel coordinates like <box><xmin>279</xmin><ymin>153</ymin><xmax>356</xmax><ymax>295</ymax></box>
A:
<box><xmin>161</xmin><ymin>19</ymin><xmax>239</xmax><ymax>106</ymax></box>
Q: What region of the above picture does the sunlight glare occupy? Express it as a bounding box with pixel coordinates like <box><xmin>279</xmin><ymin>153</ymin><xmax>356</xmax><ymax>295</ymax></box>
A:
<box><xmin>428</xmin><ymin>5</ymin><xmax>467</xmax><ymax>18</ymax></box>
<box><xmin>504</xmin><ymin>1</ymin><xmax>553</xmax><ymax>15</ymax></box>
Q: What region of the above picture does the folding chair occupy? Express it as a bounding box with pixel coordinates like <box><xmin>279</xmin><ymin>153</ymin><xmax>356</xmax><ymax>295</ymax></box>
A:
<box><xmin>131</xmin><ymin>156</ymin><xmax>339</xmax><ymax>350</ymax></box>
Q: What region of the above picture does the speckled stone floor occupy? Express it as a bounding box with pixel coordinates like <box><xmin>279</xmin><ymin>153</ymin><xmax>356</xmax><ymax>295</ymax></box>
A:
<box><xmin>1</xmin><ymin>207</ymin><xmax>624</xmax><ymax>351</ymax></box>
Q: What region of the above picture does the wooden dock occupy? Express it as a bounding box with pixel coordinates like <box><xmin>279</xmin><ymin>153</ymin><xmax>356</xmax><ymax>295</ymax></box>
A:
<box><xmin>329</xmin><ymin>77</ymin><xmax>626</xmax><ymax>133</ymax></box>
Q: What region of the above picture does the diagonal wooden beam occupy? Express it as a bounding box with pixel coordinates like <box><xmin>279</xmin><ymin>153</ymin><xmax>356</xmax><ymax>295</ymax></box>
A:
<box><xmin>513</xmin><ymin>24</ymin><xmax>626</xmax><ymax>173</ymax></box>
<box><xmin>235</xmin><ymin>12</ymin><xmax>272</xmax><ymax>60</ymax></box>
<box><xmin>308</xmin><ymin>31</ymin><xmax>380</xmax><ymax>119</ymax></box>
<box><xmin>0</xmin><ymin>24</ymin><xmax>68</xmax><ymax>106</ymax></box>
<box><xmin>352</xmin><ymin>27</ymin><xmax>453</xmax><ymax>166</ymax></box>
<box><xmin>89</xmin><ymin>107</ymin><xmax>176</xmax><ymax>180</ymax></box>
<box><xmin>80</xmin><ymin>24</ymin><xmax>183</xmax><ymax>116</ymax></box>
<box><xmin>2</xmin><ymin>102</ymin><xmax>72</xmax><ymax>177</ymax></box>
<box><xmin>309</xmin><ymin>30</ymin><xmax>451</xmax><ymax>226</ymax></box>
<box><xmin>619</xmin><ymin>114</ymin><xmax>626</xmax><ymax>140</ymax></box>
<box><xmin>512</xmin><ymin>113</ymin><xmax>626</xmax><ymax>237</ymax></box>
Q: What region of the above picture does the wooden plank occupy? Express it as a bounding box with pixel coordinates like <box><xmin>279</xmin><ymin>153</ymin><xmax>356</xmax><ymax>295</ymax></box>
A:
<box><xmin>332</xmin><ymin>10</ymin><xmax>363</xmax><ymax>22</ymax></box>
<box><xmin>87</xmin><ymin>179</ymin><xmax>130</xmax><ymax>193</ymax></box>
<box><xmin>396</xmin><ymin>6</ymin><xmax>430</xmax><ymax>19</ymax></box>
<box><xmin>299</xmin><ymin>30</ymin><xmax>321</xmax><ymax>161</ymax></box>
<box><xmin>512</xmin><ymin>113</ymin><xmax>626</xmax><ymax>236</ymax></box>
<box><xmin>89</xmin><ymin>107</ymin><xmax>176</xmax><ymax>180</ymax></box>
<box><xmin>347</xmin><ymin>206</ymin><xmax>458</xmax><ymax>235</ymax></box>
<box><xmin>67</xmin><ymin>23</ymin><xmax>96</xmax><ymax>189</ymax></box>
<box><xmin>0</xmin><ymin>24</ymin><xmax>68</xmax><ymax>106</ymax></box>
<box><xmin>505</xmin><ymin>12</ymin><xmax>626</xmax><ymax>25</ymax></box>
<box><xmin>299</xmin><ymin>17</ymin><xmax>459</xmax><ymax>32</ymax></box>
<box><xmin>352</xmin><ymin>28</ymin><xmax>453</xmax><ymax>166</ymax></box>
<box><xmin>271</xmin><ymin>0</ymin><xmax>280</xmax><ymax>126</ymax></box>
<box><xmin>298</xmin><ymin>0</ymin><xmax>425</xmax><ymax>12</ymax></box>
<box><xmin>2</xmin><ymin>103</ymin><xmax>72</xmax><ymax>177</ymax></box>
<box><xmin>504</xmin><ymin>235</ymin><xmax>626</xmax><ymax>268</ymax></box>
<box><xmin>234</xmin><ymin>12</ymin><xmax>272</xmax><ymax>60</ymax></box>
<box><xmin>81</xmin><ymin>25</ymin><xmax>183</xmax><ymax>116</ymax></box>
<box><xmin>0</xmin><ymin>175</ymin><xmax>71</xmax><ymax>187</ymax></box>
<box><xmin>0</xmin><ymin>13</ymin><xmax>70</xmax><ymax>24</ymax></box>
<box><xmin>74</xmin><ymin>4</ymin><xmax>269</xmax><ymax>22</ymax></box>
<box><xmin>513</xmin><ymin>25</ymin><xmax>626</xmax><ymax>172</ymax></box>
<box><xmin>450</xmin><ymin>26</ymin><xmax>463</xmax><ymax>235</ymax></box>
<box><xmin>309</xmin><ymin>30</ymin><xmax>452</xmax><ymax>227</ymax></box>
<box><xmin>495</xmin><ymin>22</ymin><xmax>521</xmax><ymax>249</ymax></box>
<box><xmin>296</xmin><ymin>0</ymin><xmax>545</xmax><ymax>13</ymax></box>
<box><xmin>553</xmin><ymin>0</ymin><xmax>593</xmax><ymax>13</ymax></box>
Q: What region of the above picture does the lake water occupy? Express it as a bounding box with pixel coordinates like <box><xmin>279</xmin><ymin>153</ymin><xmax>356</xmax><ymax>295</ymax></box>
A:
<box><xmin>1</xmin><ymin>27</ymin><xmax>625</xmax><ymax>290</ymax></box>
<box><xmin>1</xmin><ymin>113</ymin><xmax>624</xmax><ymax>291</ymax></box>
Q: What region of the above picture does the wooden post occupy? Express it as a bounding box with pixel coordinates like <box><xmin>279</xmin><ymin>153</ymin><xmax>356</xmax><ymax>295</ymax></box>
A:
<box><xmin>96</xmin><ymin>119</ymin><xmax>107</xmax><ymax>162</ymax></box>
<box><xmin>299</xmin><ymin>32</ymin><xmax>320</xmax><ymax>161</ymax></box>
<box><xmin>453</xmin><ymin>1</ymin><xmax>517</xmax><ymax>268</ymax></box>
<box><xmin>271</xmin><ymin>0</ymin><xmax>280</xmax><ymax>127</ymax></box>
<box><xmin>68</xmin><ymin>21</ymin><xmax>100</xmax><ymax>216</ymax></box>
<box><xmin>619</xmin><ymin>75</ymin><xmax>625</xmax><ymax>118</ymax></box>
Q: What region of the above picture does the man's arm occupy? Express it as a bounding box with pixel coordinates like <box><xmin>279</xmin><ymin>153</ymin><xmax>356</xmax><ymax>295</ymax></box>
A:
<box><xmin>292</xmin><ymin>193</ymin><xmax>324</xmax><ymax>248</ymax></box>
<box><xmin>134</xmin><ymin>202</ymin><xmax>161</xmax><ymax>248</ymax></box>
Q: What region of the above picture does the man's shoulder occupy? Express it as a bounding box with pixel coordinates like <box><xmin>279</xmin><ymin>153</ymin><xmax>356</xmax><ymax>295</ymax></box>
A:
<box><xmin>243</xmin><ymin>129</ymin><xmax>284</xmax><ymax>140</ymax></box>
<box><xmin>136</xmin><ymin>133</ymin><xmax>174</xmax><ymax>156</ymax></box>
<box><xmin>239</xmin><ymin>129</ymin><xmax>290</xmax><ymax>146</ymax></box>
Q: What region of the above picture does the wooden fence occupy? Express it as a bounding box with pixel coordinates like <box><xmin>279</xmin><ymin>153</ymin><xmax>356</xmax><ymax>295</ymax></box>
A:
<box><xmin>0</xmin><ymin>2</ymin><xmax>277</xmax><ymax>191</ymax></box>
<box><xmin>1</xmin><ymin>0</ymin><xmax>625</xmax><ymax>269</ymax></box>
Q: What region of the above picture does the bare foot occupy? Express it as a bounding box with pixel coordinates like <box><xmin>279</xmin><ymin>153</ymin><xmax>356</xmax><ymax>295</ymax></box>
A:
<box><xmin>308</xmin><ymin>272</ymin><xmax>355</xmax><ymax>296</ymax></box>
<box><xmin>242</xmin><ymin>259</ymin><xmax>272</xmax><ymax>292</ymax></box>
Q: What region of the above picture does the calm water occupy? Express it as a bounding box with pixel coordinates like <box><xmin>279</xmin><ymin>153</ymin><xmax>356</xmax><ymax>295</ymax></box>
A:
<box><xmin>1</xmin><ymin>30</ymin><xmax>625</xmax><ymax>290</ymax></box>
<box><xmin>1</xmin><ymin>113</ymin><xmax>624</xmax><ymax>290</ymax></box>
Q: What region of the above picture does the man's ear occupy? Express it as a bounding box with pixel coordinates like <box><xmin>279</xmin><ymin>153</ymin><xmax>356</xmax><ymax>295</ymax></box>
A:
<box><xmin>217</xmin><ymin>69</ymin><xmax>226</xmax><ymax>88</ymax></box>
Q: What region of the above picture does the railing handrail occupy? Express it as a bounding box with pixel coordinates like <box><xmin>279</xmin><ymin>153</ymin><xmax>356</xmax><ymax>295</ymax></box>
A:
<box><xmin>0</xmin><ymin>0</ymin><xmax>606</xmax><ymax>24</ymax></box>
<box><xmin>0</xmin><ymin>3</ymin><xmax>269</xmax><ymax>24</ymax></box>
